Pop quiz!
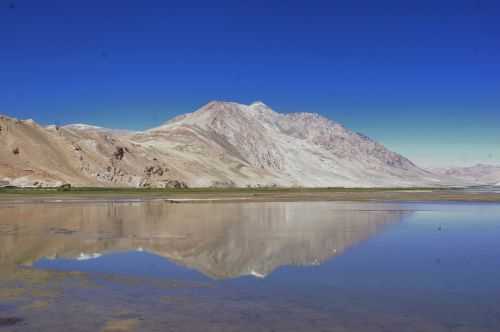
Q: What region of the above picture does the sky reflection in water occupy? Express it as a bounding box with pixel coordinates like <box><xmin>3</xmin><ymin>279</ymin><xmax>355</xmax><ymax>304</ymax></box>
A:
<box><xmin>1</xmin><ymin>201</ymin><xmax>500</xmax><ymax>331</ymax></box>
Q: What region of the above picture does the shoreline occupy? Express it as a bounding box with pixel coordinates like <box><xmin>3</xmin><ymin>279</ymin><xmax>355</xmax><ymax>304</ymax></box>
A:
<box><xmin>1</xmin><ymin>188</ymin><xmax>500</xmax><ymax>204</ymax></box>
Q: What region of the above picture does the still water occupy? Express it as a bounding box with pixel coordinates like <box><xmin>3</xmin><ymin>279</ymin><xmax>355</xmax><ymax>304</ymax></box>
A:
<box><xmin>1</xmin><ymin>201</ymin><xmax>500</xmax><ymax>331</ymax></box>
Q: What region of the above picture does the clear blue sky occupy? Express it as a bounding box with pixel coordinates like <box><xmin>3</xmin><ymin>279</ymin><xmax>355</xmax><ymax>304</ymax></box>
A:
<box><xmin>1</xmin><ymin>0</ymin><xmax>499</xmax><ymax>167</ymax></box>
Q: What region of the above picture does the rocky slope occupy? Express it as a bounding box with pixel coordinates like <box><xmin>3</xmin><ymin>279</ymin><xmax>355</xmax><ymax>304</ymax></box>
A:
<box><xmin>1</xmin><ymin>101</ymin><xmax>446</xmax><ymax>187</ymax></box>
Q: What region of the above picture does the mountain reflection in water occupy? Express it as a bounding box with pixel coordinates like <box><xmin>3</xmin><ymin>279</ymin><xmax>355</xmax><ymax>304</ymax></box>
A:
<box><xmin>0</xmin><ymin>201</ymin><xmax>410</xmax><ymax>279</ymax></box>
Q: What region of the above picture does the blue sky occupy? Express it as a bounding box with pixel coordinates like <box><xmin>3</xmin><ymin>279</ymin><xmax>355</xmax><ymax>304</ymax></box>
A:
<box><xmin>1</xmin><ymin>0</ymin><xmax>499</xmax><ymax>167</ymax></box>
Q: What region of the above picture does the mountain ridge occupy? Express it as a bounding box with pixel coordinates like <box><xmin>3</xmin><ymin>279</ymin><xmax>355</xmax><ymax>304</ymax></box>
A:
<box><xmin>432</xmin><ymin>163</ymin><xmax>500</xmax><ymax>186</ymax></box>
<box><xmin>0</xmin><ymin>101</ymin><xmax>457</xmax><ymax>188</ymax></box>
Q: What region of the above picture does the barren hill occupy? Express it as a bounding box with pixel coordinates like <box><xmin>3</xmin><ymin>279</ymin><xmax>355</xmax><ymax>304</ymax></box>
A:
<box><xmin>1</xmin><ymin>101</ymin><xmax>445</xmax><ymax>187</ymax></box>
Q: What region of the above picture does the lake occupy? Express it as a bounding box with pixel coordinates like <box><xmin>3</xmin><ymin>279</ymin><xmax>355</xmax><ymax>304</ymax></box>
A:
<box><xmin>1</xmin><ymin>200</ymin><xmax>500</xmax><ymax>331</ymax></box>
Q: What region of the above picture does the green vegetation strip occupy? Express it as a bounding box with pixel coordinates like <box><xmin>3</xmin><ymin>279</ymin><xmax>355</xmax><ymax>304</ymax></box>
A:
<box><xmin>0</xmin><ymin>186</ymin><xmax>452</xmax><ymax>196</ymax></box>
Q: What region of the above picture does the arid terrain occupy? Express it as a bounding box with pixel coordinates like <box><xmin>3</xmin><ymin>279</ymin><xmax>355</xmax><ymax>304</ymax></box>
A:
<box><xmin>5</xmin><ymin>101</ymin><xmax>491</xmax><ymax>189</ymax></box>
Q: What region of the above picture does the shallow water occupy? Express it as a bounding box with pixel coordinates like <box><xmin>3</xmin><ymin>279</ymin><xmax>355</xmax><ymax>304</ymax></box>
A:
<box><xmin>1</xmin><ymin>201</ymin><xmax>500</xmax><ymax>331</ymax></box>
<box><xmin>460</xmin><ymin>185</ymin><xmax>500</xmax><ymax>194</ymax></box>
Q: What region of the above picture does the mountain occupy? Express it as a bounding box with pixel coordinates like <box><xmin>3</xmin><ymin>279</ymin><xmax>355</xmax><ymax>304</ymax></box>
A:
<box><xmin>1</xmin><ymin>101</ymin><xmax>444</xmax><ymax>187</ymax></box>
<box><xmin>432</xmin><ymin>164</ymin><xmax>500</xmax><ymax>186</ymax></box>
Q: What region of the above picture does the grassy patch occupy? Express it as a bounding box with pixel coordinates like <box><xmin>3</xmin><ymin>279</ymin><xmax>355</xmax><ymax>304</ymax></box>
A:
<box><xmin>0</xmin><ymin>186</ymin><xmax>450</xmax><ymax>196</ymax></box>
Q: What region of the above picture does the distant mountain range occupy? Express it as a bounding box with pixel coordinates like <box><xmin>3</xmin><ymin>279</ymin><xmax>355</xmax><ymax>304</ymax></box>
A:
<box><xmin>0</xmin><ymin>101</ymin><xmax>497</xmax><ymax>187</ymax></box>
<box><xmin>432</xmin><ymin>164</ymin><xmax>500</xmax><ymax>186</ymax></box>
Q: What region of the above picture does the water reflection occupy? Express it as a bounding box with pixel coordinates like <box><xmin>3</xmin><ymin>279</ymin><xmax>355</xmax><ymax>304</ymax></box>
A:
<box><xmin>0</xmin><ymin>201</ymin><xmax>410</xmax><ymax>279</ymax></box>
<box><xmin>3</xmin><ymin>201</ymin><xmax>500</xmax><ymax>331</ymax></box>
